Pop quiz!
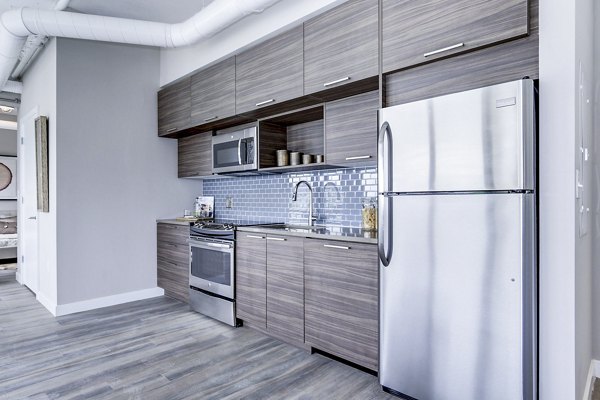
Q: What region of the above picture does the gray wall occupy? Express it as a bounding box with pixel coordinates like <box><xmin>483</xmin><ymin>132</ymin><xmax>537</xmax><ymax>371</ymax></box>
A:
<box><xmin>593</xmin><ymin>0</ymin><xmax>600</xmax><ymax>361</ymax></box>
<box><xmin>55</xmin><ymin>38</ymin><xmax>201</xmax><ymax>304</ymax></box>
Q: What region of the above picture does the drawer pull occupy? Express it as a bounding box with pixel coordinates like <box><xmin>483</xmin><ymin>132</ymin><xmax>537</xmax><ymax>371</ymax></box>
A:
<box><xmin>246</xmin><ymin>235</ymin><xmax>265</xmax><ymax>239</ymax></box>
<box><xmin>267</xmin><ymin>237</ymin><xmax>286</xmax><ymax>241</ymax></box>
<box><xmin>166</xmin><ymin>127</ymin><xmax>178</xmax><ymax>133</ymax></box>
<box><xmin>423</xmin><ymin>42</ymin><xmax>464</xmax><ymax>58</ymax></box>
<box><xmin>345</xmin><ymin>155</ymin><xmax>372</xmax><ymax>161</ymax></box>
<box><xmin>204</xmin><ymin>116</ymin><xmax>218</xmax><ymax>122</ymax></box>
<box><xmin>324</xmin><ymin>244</ymin><xmax>351</xmax><ymax>250</ymax></box>
<box><xmin>323</xmin><ymin>76</ymin><xmax>350</xmax><ymax>87</ymax></box>
<box><xmin>255</xmin><ymin>99</ymin><xmax>275</xmax><ymax>107</ymax></box>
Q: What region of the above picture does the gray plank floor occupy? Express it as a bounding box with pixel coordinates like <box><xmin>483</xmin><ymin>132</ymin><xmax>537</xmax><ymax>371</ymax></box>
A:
<box><xmin>0</xmin><ymin>274</ymin><xmax>394</xmax><ymax>400</ymax></box>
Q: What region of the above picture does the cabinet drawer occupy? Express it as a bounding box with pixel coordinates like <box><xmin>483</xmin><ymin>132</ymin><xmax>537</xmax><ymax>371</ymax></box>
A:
<box><xmin>304</xmin><ymin>239</ymin><xmax>379</xmax><ymax>371</ymax></box>
<box><xmin>382</xmin><ymin>0</ymin><xmax>529</xmax><ymax>73</ymax></box>
<box><xmin>325</xmin><ymin>90</ymin><xmax>379</xmax><ymax>166</ymax></box>
<box><xmin>157</xmin><ymin>223</ymin><xmax>189</xmax><ymax>245</ymax></box>
<box><xmin>235</xmin><ymin>26</ymin><xmax>304</xmax><ymax>115</ymax></box>
<box><xmin>304</xmin><ymin>0</ymin><xmax>379</xmax><ymax>96</ymax></box>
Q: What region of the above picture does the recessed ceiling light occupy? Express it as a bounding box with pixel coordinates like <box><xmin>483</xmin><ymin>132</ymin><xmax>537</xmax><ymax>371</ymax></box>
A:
<box><xmin>0</xmin><ymin>106</ymin><xmax>14</xmax><ymax>113</ymax></box>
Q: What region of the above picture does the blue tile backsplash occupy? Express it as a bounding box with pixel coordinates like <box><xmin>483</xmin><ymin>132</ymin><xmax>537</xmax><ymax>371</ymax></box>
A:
<box><xmin>202</xmin><ymin>166</ymin><xmax>377</xmax><ymax>227</ymax></box>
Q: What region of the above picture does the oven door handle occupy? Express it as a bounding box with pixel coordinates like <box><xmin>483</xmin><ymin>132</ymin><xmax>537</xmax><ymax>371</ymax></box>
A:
<box><xmin>188</xmin><ymin>239</ymin><xmax>233</xmax><ymax>250</ymax></box>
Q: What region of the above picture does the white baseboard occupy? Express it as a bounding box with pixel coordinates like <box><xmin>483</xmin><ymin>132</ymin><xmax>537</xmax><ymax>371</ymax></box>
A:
<box><xmin>583</xmin><ymin>359</ymin><xmax>600</xmax><ymax>400</ymax></box>
<box><xmin>54</xmin><ymin>287</ymin><xmax>165</xmax><ymax>316</ymax></box>
<box><xmin>36</xmin><ymin>292</ymin><xmax>57</xmax><ymax>316</ymax></box>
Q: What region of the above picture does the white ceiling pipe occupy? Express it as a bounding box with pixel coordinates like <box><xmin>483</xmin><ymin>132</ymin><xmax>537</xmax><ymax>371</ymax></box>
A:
<box><xmin>0</xmin><ymin>0</ymin><xmax>281</xmax><ymax>91</ymax></box>
<box><xmin>10</xmin><ymin>0</ymin><xmax>71</xmax><ymax>80</ymax></box>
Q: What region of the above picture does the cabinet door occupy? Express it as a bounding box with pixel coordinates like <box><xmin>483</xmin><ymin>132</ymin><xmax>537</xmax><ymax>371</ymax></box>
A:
<box><xmin>178</xmin><ymin>132</ymin><xmax>212</xmax><ymax>178</ymax></box>
<box><xmin>304</xmin><ymin>239</ymin><xmax>379</xmax><ymax>371</ymax></box>
<box><xmin>382</xmin><ymin>0</ymin><xmax>529</xmax><ymax>73</ymax></box>
<box><xmin>266</xmin><ymin>235</ymin><xmax>304</xmax><ymax>344</ymax></box>
<box><xmin>236</xmin><ymin>233</ymin><xmax>267</xmax><ymax>329</ymax></box>
<box><xmin>304</xmin><ymin>0</ymin><xmax>379</xmax><ymax>95</ymax></box>
<box><xmin>235</xmin><ymin>26</ymin><xmax>304</xmax><ymax>114</ymax></box>
<box><xmin>190</xmin><ymin>57</ymin><xmax>236</xmax><ymax>126</ymax></box>
<box><xmin>157</xmin><ymin>223</ymin><xmax>190</xmax><ymax>303</ymax></box>
<box><xmin>325</xmin><ymin>90</ymin><xmax>379</xmax><ymax>166</ymax></box>
<box><xmin>158</xmin><ymin>77</ymin><xmax>191</xmax><ymax>137</ymax></box>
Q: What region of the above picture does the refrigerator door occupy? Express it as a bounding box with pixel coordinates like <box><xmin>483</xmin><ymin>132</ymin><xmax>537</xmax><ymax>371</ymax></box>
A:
<box><xmin>378</xmin><ymin>79</ymin><xmax>535</xmax><ymax>193</ymax></box>
<box><xmin>379</xmin><ymin>193</ymin><xmax>536</xmax><ymax>400</ymax></box>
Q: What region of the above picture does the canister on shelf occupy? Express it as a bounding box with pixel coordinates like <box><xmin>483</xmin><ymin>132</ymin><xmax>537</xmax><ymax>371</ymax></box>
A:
<box><xmin>302</xmin><ymin>154</ymin><xmax>313</xmax><ymax>164</ymax></box>
<box><xmin>361</xmin><ymin>197</ymin><xmax>377</xmax><ymax>231</ymax></box>
<box><xmin>276</xmin><ymin>150</ymin><xmax>289</xmax><ymax>166</ymax></box>
<box><xmin>290</xmin><ymin>151</ymin><xmax>302</xmax><ymax>166</ymax></box>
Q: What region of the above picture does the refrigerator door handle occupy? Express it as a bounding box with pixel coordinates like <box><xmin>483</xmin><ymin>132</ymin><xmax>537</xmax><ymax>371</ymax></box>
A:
<box><xmin>378</xmin><ymin>121</ymin><xmax>393</xmax><ymax>266</ymax></box>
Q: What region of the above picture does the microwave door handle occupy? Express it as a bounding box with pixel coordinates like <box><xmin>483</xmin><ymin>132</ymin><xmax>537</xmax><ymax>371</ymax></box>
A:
<box><xmin>238</xmin><ymin>139</ymin><xmax>242</xmax><ymax>165</ymax></box>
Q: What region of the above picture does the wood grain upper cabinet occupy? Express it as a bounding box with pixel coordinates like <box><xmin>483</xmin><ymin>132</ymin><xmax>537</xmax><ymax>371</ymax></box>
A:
<box><xmin>304</xmin><ymin>0</ymin><xmax>379</xmax><ymax>95</ymax></box>
<box><xmin>325</xmin><ymin>90</ymin><xmax>379</xmax><ymax>167</ymax></box>
<box><xmin>235</xmin><ymin>26</ymin><xmax>304</xmax><ymax>114</ymax></box>
<box><xmin>178</xmin><ymin>132</ymin><xmax>212</xmax><ymax>178</ymax></box>
<box><xmin>158</xmin><ymin>77</ymin><xmax>191</xmax><ymax>137</ymax></box>
<box><xmin>382</xmin><ymin>0</ymin><xmax>529</xmax><ymax>73</ymax></box>
<box><xmin>190</xmin><ymin>57</ymin><xmax>236</xmax><ymax>126</ymax></box>
<box><xmin>266</xmin><ymin>235</ymin><xmax>304</xmax><ymax>344</ymax></box>
<box><xmin>236</xmin><ymin>233</ymin><xmax>267</xmax><ymax>329</ymax></box>
<box><xmin>304</xmin><ymin>239</ymin><xmax>379</xmax><ymax>371</ymax></box>
<box><xmin>157</xmin><ymin>222</ymin><xmax>190</xmax><ymax>303</ymax></box>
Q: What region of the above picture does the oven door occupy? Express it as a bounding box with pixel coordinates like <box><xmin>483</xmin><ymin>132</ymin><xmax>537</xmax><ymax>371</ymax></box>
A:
<box><xmin>189</xmin><ymin>238</ymin><xmax>234</xmax><ymax>299</ymax></box>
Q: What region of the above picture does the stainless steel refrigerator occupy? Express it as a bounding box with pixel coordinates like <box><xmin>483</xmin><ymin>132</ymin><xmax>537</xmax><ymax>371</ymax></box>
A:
<box><xmin>377</xmin><ymin>79</ymin><xmax>536</xmax><ymax>400</ymax></box>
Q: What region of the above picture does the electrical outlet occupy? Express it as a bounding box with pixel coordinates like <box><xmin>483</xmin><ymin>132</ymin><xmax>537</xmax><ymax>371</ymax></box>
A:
<box><xmin>225</xmin><ymin>196</ymin><xmax>233</xmax><ymax>209</ymax></box>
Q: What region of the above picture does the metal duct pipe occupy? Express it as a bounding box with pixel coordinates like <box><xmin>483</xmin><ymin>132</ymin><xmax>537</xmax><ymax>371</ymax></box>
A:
<box><xmin>0</xmin><ymin>0</ymin><xmax>281</xmax><ymax>92</ymax></box>
<box><xmin>10</xmin><ymin>0</ymin><xmax>71</xmax><ymax>82</ymax></box>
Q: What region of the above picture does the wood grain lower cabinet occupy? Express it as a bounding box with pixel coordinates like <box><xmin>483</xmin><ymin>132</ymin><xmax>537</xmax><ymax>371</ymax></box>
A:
<box><xmin>304</xmin><ymin>239</ymin><xmax>379</xmax><ymax>371</ymax></box>
<box><xmin>236</xmin><ymin>232</ymin><xmax>305</xmax><ymax>345</ymax></box>
<box><xmin>178</xmin><ymin>131</ymin><xmax>212</xmax><ymax>178</ymax></box>
<box><xmin>158</xmin><ymin>77</ymin><xmax>191</xmax><ymax>137</ymax></box>
<box><xmin>236</xmin><ymin>233</ymin><xmax>267</xmax><ymax>329</ymax></box>
<box><xmin>382</xmin><ymin>0</ymin><xmax>529</xmax><ymax>74</ymax></box>
<box><xmin>266</xmin><ymin>235</ymin><xmax>304</xmax><ymax>344</ymax></box>
<box><xmin>325</xmin><ymin>90</ymin><xmax>379</xmax><ymax>167</ymax></box>
<box><xmin>157</xmin><ymin>223</ymin><xmax>190</xmax><ymax>303</ymax></box>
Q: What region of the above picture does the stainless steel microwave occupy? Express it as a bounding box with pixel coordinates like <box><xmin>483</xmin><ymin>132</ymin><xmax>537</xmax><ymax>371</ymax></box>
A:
<box><xmin>212</xmin><ymin>125</ymin><xmax>257</xmax><ymax>174</ymax></box>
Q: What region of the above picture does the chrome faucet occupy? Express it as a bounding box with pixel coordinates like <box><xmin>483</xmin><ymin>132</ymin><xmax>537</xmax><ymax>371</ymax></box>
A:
<box><xmin>292</xmin><ymin>180</ymin><xmax>315</xmax><ymax>226</ymax></box>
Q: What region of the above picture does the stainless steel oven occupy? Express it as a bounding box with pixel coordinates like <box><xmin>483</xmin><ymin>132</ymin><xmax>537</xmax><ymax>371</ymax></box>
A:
<box><xmin>189</xmin><ymin>235</ymin><xmax>236</xmax><ymax>326</ymax></box>
<box><xmin>212</xmin><ymin>125</ymin><xmax>257</xmax><ymax>174</ymax></box>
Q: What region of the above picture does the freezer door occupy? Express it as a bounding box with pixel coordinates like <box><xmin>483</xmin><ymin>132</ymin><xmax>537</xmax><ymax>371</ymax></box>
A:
<box><xmin>378</xmin><ymin>79</ymin><xmax>535</xmax><ymax>193</ymax></box>
<box><xmin>379</xmin><ymin>193</ymin><xmax>536</xmax><ymax>400</ymax></box>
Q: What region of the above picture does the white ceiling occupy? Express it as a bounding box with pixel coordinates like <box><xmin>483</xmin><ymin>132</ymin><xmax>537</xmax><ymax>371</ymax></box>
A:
<box><xmin>0</xmin><ymin>0</ymin><xmax>214</xmax><ymax>23</ymax></box>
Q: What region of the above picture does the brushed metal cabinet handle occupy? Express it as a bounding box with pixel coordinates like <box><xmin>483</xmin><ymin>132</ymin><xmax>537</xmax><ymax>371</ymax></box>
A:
<box><xmin>204</xmin><ymin>116</ymin><xmax>218</xmax><ymax>122</ymax></box>
<box><xmin>246</xmin><ymin>235</ymin><xmax>265</xmax><ymax>239</ymax></box>
<box><xmin>166</xmin><ymin>127</ymin><xmax>178</xmax><ymax>133</ymax></box>
<box><xmin>324</xmin><ymin>244</ymin><xmax>350</xmax><ymax>250</ymax></box>
<box><xmin>255</xmin><ymin>99</ymin><xmax>275</xmax><ymax>107</ymax></box>
<box><xmin>345</xmin><ymin>155</ymin><xmax>372</xmax><ymax>161</ymax></box>
<box><xmin>323</xmin><ymin>76</ymin><xmax>350</xmax><ymax>87</ymax></box>
<box><xmin>423</xmin><ymin>42</ymin><xmax>464</xmax><ymax>58</ymax></box>
<box><xmin>266</xmin><ymin>237</ymin><xmax>286</xmax><ymax>241</ymax></box>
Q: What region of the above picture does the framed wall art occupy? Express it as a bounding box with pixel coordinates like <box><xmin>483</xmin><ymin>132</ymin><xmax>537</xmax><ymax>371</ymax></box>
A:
<box><xmin>0</xmin><ymin>156</ymin><xmax>17</xmax><ymax>199</ymax></box>
<box><xmin>35</xmin><ymin>116</ymin><xmax>49</xmax><ymax>212</ymax></box>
